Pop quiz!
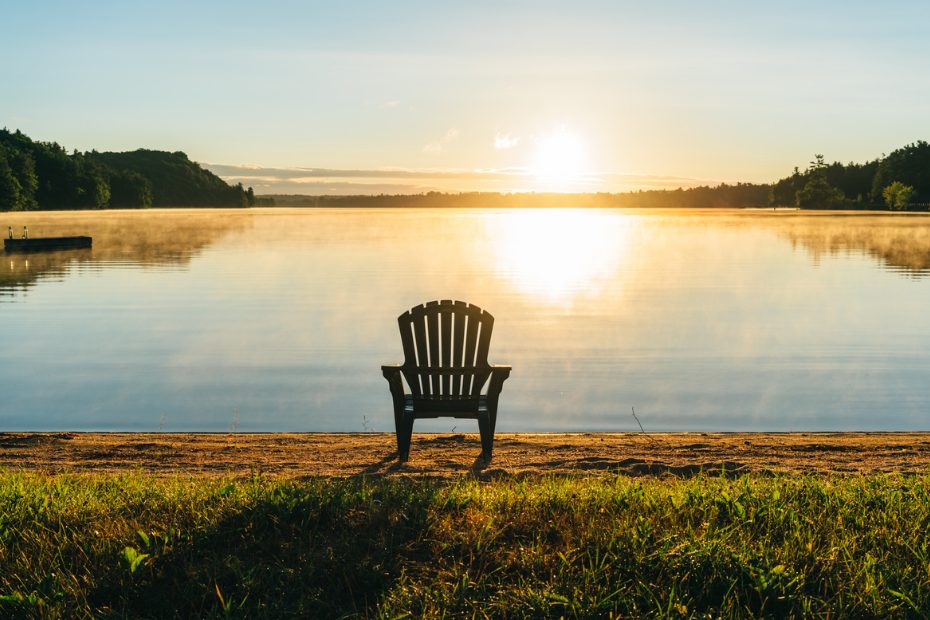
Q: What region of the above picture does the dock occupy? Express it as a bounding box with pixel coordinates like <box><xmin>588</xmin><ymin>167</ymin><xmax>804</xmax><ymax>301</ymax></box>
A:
<box><xmin>4</xmin><ymin>236</ymin><xmax>93</xmax><ymax>253</ymax></box>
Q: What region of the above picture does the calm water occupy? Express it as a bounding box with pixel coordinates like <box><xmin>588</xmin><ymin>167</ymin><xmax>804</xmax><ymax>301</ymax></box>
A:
<box><xmin>2</xmin><ymin>207</ymin><xmax>930</xmax><ymax>432</ymax></box>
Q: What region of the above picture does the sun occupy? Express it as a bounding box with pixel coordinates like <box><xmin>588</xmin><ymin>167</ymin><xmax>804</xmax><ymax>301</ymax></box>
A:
<box><xmin>532</xmin><ymin>126</ymin><xmax>587</xmax><ymax>188</ymax></box>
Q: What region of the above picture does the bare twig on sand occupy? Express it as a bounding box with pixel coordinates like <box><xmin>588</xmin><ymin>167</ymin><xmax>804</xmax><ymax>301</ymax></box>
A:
<box><xmin>632</xmin><ymin>407</ymin><xmax>658</xmax><ymax>444</ymax></box>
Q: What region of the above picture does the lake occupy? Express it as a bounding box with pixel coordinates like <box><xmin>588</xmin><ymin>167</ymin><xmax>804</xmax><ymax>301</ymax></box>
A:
<box><xmin>2</xmin><ymin>207</ymin><xmax>930</xmax><ymax>432</ymax></box>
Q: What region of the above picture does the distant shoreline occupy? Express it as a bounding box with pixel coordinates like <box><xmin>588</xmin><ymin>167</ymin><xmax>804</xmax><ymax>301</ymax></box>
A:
<box><xmin>4</xmin><ymin>203</ymin><xmax>928</xmax><ymax>215</ymax></box>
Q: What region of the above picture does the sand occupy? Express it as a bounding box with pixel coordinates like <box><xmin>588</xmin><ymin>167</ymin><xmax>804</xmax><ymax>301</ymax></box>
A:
<box><xmin>1</xmin><ymin>432</ymin><xmax>929</xmax><ymax>478</ymax></box>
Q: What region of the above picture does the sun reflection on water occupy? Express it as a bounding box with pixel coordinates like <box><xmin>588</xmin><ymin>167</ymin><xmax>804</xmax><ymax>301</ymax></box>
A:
<box><xmin>485</xmin><ymin>209</ymin><xmax>633</xmax><ymax>305</ymax></box>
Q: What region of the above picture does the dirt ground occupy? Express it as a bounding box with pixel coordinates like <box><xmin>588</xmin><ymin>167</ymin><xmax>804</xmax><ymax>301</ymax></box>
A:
<box><xmin>1</xmin><ymin>432</ymin><xmax>929</xmax><ymax>478</ymax></box>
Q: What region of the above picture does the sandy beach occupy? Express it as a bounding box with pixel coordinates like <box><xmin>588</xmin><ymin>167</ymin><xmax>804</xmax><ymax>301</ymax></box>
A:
<box><xmin>2</xmin><ymin>432</ymin><xmax>928</xmax><ymax>478</ymax></box>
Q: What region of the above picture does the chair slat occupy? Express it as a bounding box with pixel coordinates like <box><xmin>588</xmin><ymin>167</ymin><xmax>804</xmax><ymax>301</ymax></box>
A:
<box><xmin>397</xmin><ymin>301</ymin><xmax>499</xmax><ymax>399</ymax></box>
<box><xmin>397</xmin><ymin>313</ymin><xmax>420</xmax><ymax>398</ymax></box>
<box><xmin>462</xmin><ymin>304</ymin><xmax>480</xmax><ymax>369</ymax></box>
<box><xmin>451</xmin><ymin>301</ymin><xmax>467</xmax><ymax>394</ymax></box>
<box><xmin>475</xmin><ymin>310</ymin><xmax>494</xmax><ymax>368</ymax></box>
<box><xmin>425</xmin><ymin>301</ymin><xmax>440</xmax><ymax>395</ymax></box>
<box><xmin>410</xmin><ymin>305</ymin><xmax>430</xmax><ymax>397</ymax></box>
<box><xmin>439</xmin><ymin>300</ymin><xmax>453</xmax><ymax>395</ymax></box>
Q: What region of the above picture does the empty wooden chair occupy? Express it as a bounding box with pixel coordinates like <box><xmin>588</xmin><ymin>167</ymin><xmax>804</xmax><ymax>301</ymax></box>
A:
<box><xmin>381</xmin><ymin>300</ymin><xmax>511</xmax><ymax>462</ymax></box>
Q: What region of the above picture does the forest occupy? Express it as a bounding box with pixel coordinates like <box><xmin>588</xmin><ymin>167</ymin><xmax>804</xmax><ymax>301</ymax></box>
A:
<box><xmin>2</xmin><ymin>128</ymin><xmax>928</xmax><ymax>211</ymax></box>
<box><xmin>770</xmin><ymin>140</ymin><xmax>930</xmax><ymax>209</ymax></box>
<box><xmin>0</xmin><ymin>129</ymin><xmax>254</xmax><ymax>211</ymax></box>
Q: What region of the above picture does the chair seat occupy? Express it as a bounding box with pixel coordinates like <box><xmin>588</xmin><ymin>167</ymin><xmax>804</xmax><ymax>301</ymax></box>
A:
<box><xmin>405</xmin><ymin>395</ymin><xmax>489</xmax><ymax>419</ymax></box>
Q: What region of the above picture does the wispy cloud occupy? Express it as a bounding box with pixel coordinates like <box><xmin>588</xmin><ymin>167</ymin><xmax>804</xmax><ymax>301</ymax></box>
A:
<box><xmin>494</xmin><ymin>132</ymin><xmax>520</xmax><ymax>149</ymax></box>
<box><xmin>208</xmin><ymin>164</ymin><xmax>525</xmax><ymax>180</ymax></box>
<box><xmin>422</xmin><ymin>127</ymin><xmax>460</xmax><ymax>154</ymax></box>
<box><xmin>206</xmin><ymin>163</ymin><xmax>716</xmax><ymax>195</ymax></box>
<box><xmin>382</xmin><ymin>100</ymin><xmax>400</xmax><ymax>108</ymax></box>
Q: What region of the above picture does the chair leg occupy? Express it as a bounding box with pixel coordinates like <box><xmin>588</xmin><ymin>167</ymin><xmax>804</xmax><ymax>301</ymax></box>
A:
<box><xmin>396</xmin><ymin>415</ymin><xmax>414</xmax><ymax>461</ymax></box>
<box><xmin>477</xmin><ymin>415</ymin><xmax>494</xmax><ymax>462</ymax></box>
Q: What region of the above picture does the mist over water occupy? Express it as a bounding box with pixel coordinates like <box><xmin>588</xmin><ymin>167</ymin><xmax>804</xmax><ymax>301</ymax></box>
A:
<box><xmin>2</xmin><ymin>207</ymin><xmax>930</xmax><ymax>432</ymax></box>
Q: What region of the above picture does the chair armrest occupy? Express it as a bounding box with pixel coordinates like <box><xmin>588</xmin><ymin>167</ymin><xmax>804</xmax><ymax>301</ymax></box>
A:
<box><xmin>487</xmin><ymin>365</ymin><xmax>512</xmax><ymax>395</ymax></box>
<box><xmin>381</xmin><ymin>364</ymin><xmax>404</xmax><ymax>381</ymax></box>
<box><xmin>381</xmin><ymin>365</ymin><xmax>408</xmax><ymax>424</ymax></box>
<box><xmin>381</xmin><ymin>364</ymin><xmax>407</xmax><ymax>414</ymax></box>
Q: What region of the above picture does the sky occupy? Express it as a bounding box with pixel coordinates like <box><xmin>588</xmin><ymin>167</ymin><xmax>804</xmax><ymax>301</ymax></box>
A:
<box><xmin>3</xmin><ymin>1</ymin><xmax>930</xmax><ymax>194</ymax></box>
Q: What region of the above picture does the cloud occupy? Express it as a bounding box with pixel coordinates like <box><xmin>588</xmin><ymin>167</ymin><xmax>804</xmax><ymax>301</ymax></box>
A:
<box><xmin>494</xmin><ymin>132</ymin><xmax>520</xmax><ymax>149</ymax></box>
<box><xmin>382</xmin><ymin>100</ymin><xmax>400</xmax><ymax>108</ymax></box>
<box><xmin>422</xmin><ymin>127</ymin><xmax>460</xmax><ymax>154</ymax></box>
<box><xmin>205</xmin><ymin>162</ymin><xmax>716</xmax><ymax>196</ymax></box>
<box><xmin>207</xmin><ymin>163</ymin><xmax>528</xmax><ymax>182</ymax></box>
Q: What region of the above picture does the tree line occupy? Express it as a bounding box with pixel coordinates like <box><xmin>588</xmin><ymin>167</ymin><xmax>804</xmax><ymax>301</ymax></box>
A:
<box><xmin>269</xmin><ymin>140</ymin><xmax>930</xmax><ymax>211</ymax></box>
<box><xmin>770</xmin><ymin>141</ymin><xmax>929</xmax><ymax>209</ymax></box>
<box><xmin>268</xmin><ymin>183</ymin><xmax>773</xmax><ymax>210</ymax></box>
<box><xmin>0</xmin><ymin>129</ymin><xmax>255</xmax><ymax>211</ymax></box>
<box><xmin>3</xmin><ymin>127</ymin><xmax>927</xmax><ymax>211</ymax></box>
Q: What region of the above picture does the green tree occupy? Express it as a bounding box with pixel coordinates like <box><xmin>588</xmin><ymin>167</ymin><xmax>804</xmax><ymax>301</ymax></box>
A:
<box><xmin>31</xmin><ymin>140</ymin><xmax>83</xmax><ymax>209</ymax></box>
<box><xmin>86</xmin><ymin>174</ymin><xmax>111</xmax><ymax>208</ymax></box>
<box><xmin>0</xmin><ymin>150</ymin><xmax>22</xmax><ymax>211</ymax></box>
<box><xmin>824</xmin><ymin>159</ymin><xmax>878</xmax><ymax>206</ymax></box>
<box><xmin>796</xmin><ymin>154</ymin><xmax>844</xmax><ymax>209</ymax></box>
<box><xmin>9</xmin><ymin>150</ymin><xmax>38</xmax><ymax>210</ymax></box>
<box><xmin>87</xmin><ymin>149</ymin><xmax>249</xmax><ymax>207</ymax></box>
<box><xmin>772</xmin><ymin>166</ymin><xmax>805</xmax><ymax>206</ymax></box>
<box><xmin>882</xmin><ymin>181</ymin><xmax>916</xmax><ymax>210</ymax></box>
<box><xmin>0</xmin><ymin>129</ymin><xmax>248</xmax><ymax>211</ymax></box>
<box><xmin>871</xmin><ymin>141</ymin><xmax>930</xmax><ymax>203</ymax></box>
<box><xmin>72</xmin><ymin>157</ymin><xmax>111</xmax><ymax>209</ymax></box>
<box><xmin>109</xmin><ymin>170</ymin><xmax>153</xmax><ymax>208</ymax></box>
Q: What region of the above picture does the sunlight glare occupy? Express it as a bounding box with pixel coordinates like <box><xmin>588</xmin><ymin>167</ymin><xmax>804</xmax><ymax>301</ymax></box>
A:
<box><xmin>487</xmin><ymin>209</ymin><xmax>631</xmax><ymax>305</ymax></box>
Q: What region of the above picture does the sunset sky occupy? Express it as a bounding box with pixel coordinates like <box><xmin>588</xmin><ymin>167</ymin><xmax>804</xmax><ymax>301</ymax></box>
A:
<box><xmin>3</xmin><ymin>1</ymin><xmax>930</xmax><ymax>194</ymax></box>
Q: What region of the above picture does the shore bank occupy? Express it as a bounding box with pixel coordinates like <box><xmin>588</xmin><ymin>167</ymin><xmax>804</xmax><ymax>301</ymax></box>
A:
<box><xmin>2</xmin><ymin>431</ymin><xmax>928</xmax><ymax>477</ymax></box>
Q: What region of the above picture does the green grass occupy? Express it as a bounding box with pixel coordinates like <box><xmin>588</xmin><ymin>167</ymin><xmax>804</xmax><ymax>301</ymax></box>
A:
<box><xmin>1</xmin><ymin>471</ymin><xmax>930</xmax><ymax>618</ymax></box>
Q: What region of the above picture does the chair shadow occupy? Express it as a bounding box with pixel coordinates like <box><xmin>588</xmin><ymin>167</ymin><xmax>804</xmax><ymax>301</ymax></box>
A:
<box><xmin>471</xmin><ymin>454</ymin><xmax>490</xmax><ymax>472</ymax></box>
<box><xmin>357</xmin><ymin>452</ymin><xmax>405</xmax><ymax>476</ymax></box>
<box><xmin>355</xmin><ymin>444</ymin><xmax>491</xmax><ymax>477</ymax></box>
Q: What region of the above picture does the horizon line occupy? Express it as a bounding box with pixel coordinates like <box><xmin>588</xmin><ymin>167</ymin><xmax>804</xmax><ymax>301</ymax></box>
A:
<box><xmin>204</xmin><ymin>162</ymin><xmax>752</xmax><ymax>196</ymax></box>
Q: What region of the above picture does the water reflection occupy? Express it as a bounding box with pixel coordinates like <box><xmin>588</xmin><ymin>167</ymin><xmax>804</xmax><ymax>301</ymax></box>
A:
<box><xmin>486</xmin><ymin>209</ymin><xmax>633</xmax><ymax>305</ymax></box>
<box><xmin>0</xmin><ymin>210</ymin><xmax>252</xmax><ymax>297</ymax></box>
<box><xmin>772</xmin><ymin>214</ymin><xmax>930</xmax><ymax>276</ymax></box>
<box><xmin>2</xmin><ymin>208</ymin><xmax>930</xmax><ymax>432</ymax></box>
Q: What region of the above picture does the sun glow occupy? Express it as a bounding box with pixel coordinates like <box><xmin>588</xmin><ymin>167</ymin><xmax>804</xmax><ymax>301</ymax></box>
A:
<box><xmin>486</xmin><ymin>209</ymin><xmax>632</xmax><ymax>305</ymax></box>
<box><xmin>531</xmin><ymin>127</ymin><xmax>588</xmax><ymax>189</ymax></box>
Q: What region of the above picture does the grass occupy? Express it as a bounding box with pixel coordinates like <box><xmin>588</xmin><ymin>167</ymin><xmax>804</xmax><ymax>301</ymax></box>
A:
<box><xmin>1</xmin><ymin>470</ymin><xmax>930</xmax><ymax>618</ymax></box>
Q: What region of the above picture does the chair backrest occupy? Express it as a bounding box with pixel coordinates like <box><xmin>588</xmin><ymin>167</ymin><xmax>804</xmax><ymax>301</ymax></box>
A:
<box><xmin>397</xmin><ymin>300</ymin><xmax>494</xmax><ymax>400</ymax></box>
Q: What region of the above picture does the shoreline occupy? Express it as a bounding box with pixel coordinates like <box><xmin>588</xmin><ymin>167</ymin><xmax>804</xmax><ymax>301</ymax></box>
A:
<box><xmin>2</xmin><ymin>431</ymin><xmax>928</xmax><ymax>478</ymax></box>
<box><xmin>3</xmin><ymin>205</ymin><xmax>926</xmax><ymax>213</ymax></box>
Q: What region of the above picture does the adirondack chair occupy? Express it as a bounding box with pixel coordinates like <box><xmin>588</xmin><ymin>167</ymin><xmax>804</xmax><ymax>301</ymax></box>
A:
<box><xmin>382</xmin><ymin>300</ymin><xmax>511</xmax><ymax>462</ymax></box>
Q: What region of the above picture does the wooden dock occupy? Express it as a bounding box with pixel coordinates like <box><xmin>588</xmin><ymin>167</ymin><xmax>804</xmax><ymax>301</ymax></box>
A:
<box><xmin>4</xmin><ymin>236</ymin><xmax>93</xmax><ymax>252</ymax></box>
